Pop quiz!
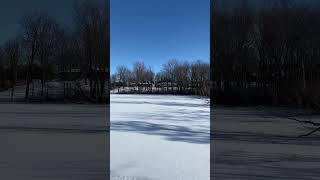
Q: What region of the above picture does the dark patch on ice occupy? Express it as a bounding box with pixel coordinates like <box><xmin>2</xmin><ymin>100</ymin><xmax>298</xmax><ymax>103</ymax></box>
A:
<box><xmin>120</xmin><ymin>111</ymin><xmax>209</xmax><ymax>124</ymax></box>
<box><xmin>111</xmin><ymin>100</ymin><xmax>209</xmax><ymax>108</ymax></box>
<box><xmin>111</xmin><ymin>121</ymin><xmax>209</xmax><ymax>144</ymax></box>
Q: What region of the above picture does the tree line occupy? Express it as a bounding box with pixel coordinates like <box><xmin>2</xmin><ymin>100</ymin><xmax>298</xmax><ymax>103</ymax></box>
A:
<box><xmin>212</xmin><ymin>0</ymin><xmax>320</xmax><ymax>109</ymax></box>
<box><xmin>0</xmin><ymin>0</ymin><xmax>109</xmax><ymax>103</ymax></box>
<box><xmin>111</xmin><ymin>60</ymin><xmax>210</xmax><ymax>96</ymax></box>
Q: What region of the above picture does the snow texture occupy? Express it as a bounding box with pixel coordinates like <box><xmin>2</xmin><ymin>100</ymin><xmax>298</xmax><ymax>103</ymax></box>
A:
<box><xmin>212</xmin><ymin>106</ymin><xmax>320</xmax><ymax>179</ymax></box>
<box><xmin>111</xmin><ymin>94</ymin><xmax>210</xmax><ymax>180</ymax></box>
<box><xmin>0</xmin><ymin>103</ymin><xmax>108</xmax><ymax>179</ymax></box>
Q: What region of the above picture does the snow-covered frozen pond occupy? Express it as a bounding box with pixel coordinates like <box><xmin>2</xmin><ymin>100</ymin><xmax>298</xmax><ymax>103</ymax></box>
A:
<box><xmin>212</xmin><ymin>106</ymin><xmax>320</xmax><ymax>179</ymax></box>
<box><xmin>111</xmin><ymin>94</ymin><xmax>210</xmax><ymax>180</ymax></box>
<box><xmin>0</xmin><ymin>103</ymin><xmax>108</xmax><ymax>179</ymax></box>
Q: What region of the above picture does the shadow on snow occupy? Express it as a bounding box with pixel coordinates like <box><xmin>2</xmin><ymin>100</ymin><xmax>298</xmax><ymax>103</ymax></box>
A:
<box><xmin>111</xmin><ymin>121</ymin><xmax>209</xmax><ymax>144</ymax></box>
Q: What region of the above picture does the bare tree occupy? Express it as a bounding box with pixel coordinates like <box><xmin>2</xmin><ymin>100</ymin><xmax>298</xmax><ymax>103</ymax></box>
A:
<box><xmin>0</xmin><ymin>0</ymin><xmax>109</xmax><ymax>103</ymax></box>
<box><xmin>20</xmin><ymin>13</ymin><xmax>42</xmax><ymax>101</ymax></box>
<box><xmin>116</xmin><ymin>65</ymin><xmax>131</xmax><ymax>91</ymax></box>
<box><xmin>132</xmin><ymin>61</ymin><xmax>146</xmax><ymax>93</ymax></box>
<box><xmin>162</xmin><ymin>59</ymin><xmax>178</xmax><ymax>92</ymax></box>
<box><xmin>74</xmin><ymin>0</ymin><xmax>107</xmax><ymax>101</ymax></box>
<box><xmin>37</xmin><ymin>15</ymin><xmax>60</xmax><ymax>99</ymax></box>
<box><xmin>212</xmin><ymin>0</ymin><xmax>320</xmax><ymax>108</ymax></box>
<box><xmin>0</xmin><ymin>46</ymin><xmax>5</xmax><ymax>89</ymax></box>
<box><xmin>112</xmin><ymin>59</ymin><xmax>209</xmax><ymax>96</ymax></box>
<box><xmin>4</xmin><ymin>38</ymin><xmax>21</xmax><ymax>101</ymax></box>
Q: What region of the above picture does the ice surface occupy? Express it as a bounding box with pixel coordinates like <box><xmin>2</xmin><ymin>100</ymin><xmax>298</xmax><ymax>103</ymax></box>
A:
<box><xmin>0</xmin><ymin>103</ymin><xmax>108</xmax><ymax>179</ymax></box>
<box><xmin>212</xmin><ymin>106</ymin><xmax>320</xmax><ymax>179</ymax></box>
<box><xmin>110</xmin><ymin>94</ymin><xmax>210</xmax><ymax>180</ymax></box>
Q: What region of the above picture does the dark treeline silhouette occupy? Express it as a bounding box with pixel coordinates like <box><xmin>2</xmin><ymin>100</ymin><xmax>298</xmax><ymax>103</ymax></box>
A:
<box><xmin>212</xmin><ymin>0</ymin><xmax>320</xmax><ymax>109</ymax></box>
<box><xmin>0</xmin><ymin>0</ymin><xmax>109</xmax><ymax>103</ymax></box>
<box><xmin>111</xmin><ymin>60</ymin><xmax>210</xmax><ymax>96</ymax></box>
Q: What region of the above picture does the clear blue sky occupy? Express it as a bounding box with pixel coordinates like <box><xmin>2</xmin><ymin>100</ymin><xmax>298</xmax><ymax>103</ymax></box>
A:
<box><xmin>110</xmin><ymin>0</ymin><xmax>210</xmax><ymax>74</ymax></box>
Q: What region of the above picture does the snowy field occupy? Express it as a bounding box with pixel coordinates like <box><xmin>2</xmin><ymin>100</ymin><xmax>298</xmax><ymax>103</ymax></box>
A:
<box><xmin>0</xmin><ymin>103</ymin><xmax>108</xmax><ymax>179</ymax></box>
<box><xmin>212</xmin><ymin>106</ymin><xmax>320</xmax><ymax>179</ymax></box>
<box><xmin>3</xmin><ymin>91</ymin><xmax>318</xmax><ymax>179</ymax></box>
<box><xmin>110</xmin><ymin>94</ymin><xmax>210</xmax><ymax>180</ymax></box>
